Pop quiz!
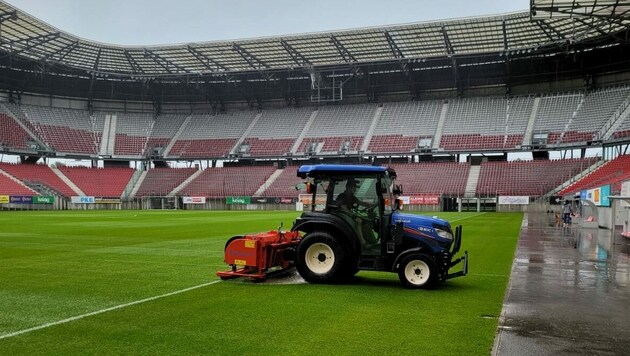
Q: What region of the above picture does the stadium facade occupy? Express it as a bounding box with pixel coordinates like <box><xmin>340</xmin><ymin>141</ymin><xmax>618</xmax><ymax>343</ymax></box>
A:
<box><xmin>0</xmin><ymin>0</ymin><xmax>630</xmax><ymax>211</ymax></box>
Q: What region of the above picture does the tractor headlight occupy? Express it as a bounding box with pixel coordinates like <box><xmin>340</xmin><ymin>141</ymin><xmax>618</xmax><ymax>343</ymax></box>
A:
<box><xmin>435</xmin><ymin>228</ymin><xmax>453</xmax><ymax>241</ymax></box>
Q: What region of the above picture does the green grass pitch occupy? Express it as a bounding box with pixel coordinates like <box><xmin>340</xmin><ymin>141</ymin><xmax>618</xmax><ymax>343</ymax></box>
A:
<box><xmin>0</xmin><ymin>210</ymin><xmax>523</xmax><ymax>355</ymax></box>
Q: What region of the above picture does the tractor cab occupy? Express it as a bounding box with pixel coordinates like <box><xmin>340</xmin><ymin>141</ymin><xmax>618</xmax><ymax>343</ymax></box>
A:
<box><xmin>297</xmin><ymin>166</ymin><xmax>397</xmax><ymax>256</ymax></box>
<box><xmin>292</xmin><ymin>164</ymin><xmax>468</xmax><ymax>288</ymax></box>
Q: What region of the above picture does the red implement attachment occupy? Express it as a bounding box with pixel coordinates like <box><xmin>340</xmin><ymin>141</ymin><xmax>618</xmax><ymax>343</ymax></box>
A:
<box><xmin>216</xmin><ymin>230</ymin><xmax>301</xmax><ymax>280</ymax></box>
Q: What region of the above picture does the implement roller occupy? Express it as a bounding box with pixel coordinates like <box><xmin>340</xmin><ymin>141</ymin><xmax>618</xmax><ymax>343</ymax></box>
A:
<box><xmin>216</xmin><ymin>229</ymin><xmax>302</xmax><ymax>281</ymax></box>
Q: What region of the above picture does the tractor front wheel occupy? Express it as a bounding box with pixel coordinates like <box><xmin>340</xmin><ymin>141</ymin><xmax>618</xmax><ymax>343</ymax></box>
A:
<box><xmin>296</xmin><ymin>231</ymin><xmax>347</xmax><ymax>284</ymax></box>
<box><xmin>398</xmin><ymin>253</ymin><xmax>437</xmax><ymax>289</ymax></box>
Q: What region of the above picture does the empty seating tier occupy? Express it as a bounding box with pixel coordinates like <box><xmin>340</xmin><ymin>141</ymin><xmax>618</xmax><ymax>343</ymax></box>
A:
<box><xmin>169</xmin><ymin>112</ymin><xmax>255</xmax><ymax>158</ymax></box>
<box><xmin>389</xmin><ymin>162</ymin><xmax>470</xmax><ymax>196</ymax></box>
<box><xmin>440</xmin><ymin>96</ymin><xmax>532</xmax><ymax>151</ymax></box>
<box><xmin>613</xmin><ymin>111</ymin><xmax>630</xmax><ymax>140</ymax></box>
<box><xmin>0</xmin><ymin>113</ymin><xmax>31</xmax><ymax>151</ymax></box>
<box><xmin>302</xmin><ymin>104</ymin><xmax>375</xmax><ymax>153</ymax></box>
<box><xmin>21</xmin><ymin>105</ymin><xmax>103</xmax><ymax>154</ymax></box>
<box><xmin>135</xmin><ymin>168</ymin><xmax>197</xmax><ymax>197</ymax></box>
<box><xmin>58</xmin><ymin>167</ymin><xmax>134</xmax><ymax>197</ymax></box>
<box><xmin>533</xmin><ymin>93</ymin><xmax>582</xmax><ymax>145</ymax></box>
<box><xmin>179</xmin><ymin>166</ymin><xmax>276</xmax><ymax>197</ymax></box>
<box><xmin>1</xmin><ymin>87</ymin><xmax>629</xmax><ymax>159</ymax></box>
<box><xmin>298</xmin><ymin>136</ymin><xmax>364</xmax><ymax>154</ymax></box>
<box><xmin>369</xmin><ymin>101</ymin><xmax>441</xmax><ymax>153</ymax></box>
<box><xmin>170</xmin><ymin>138</ymin><xmax>237</xmax><ymax>158</ymax></box>
<box><xmin>477</xmin><ymin>158</ymin><xmax>597</xmax><ymax>196</ymax></box>
<box><xmin>0</xmin><ymin>163</ymin><xmax>76</xmax><ymax>197</ymax></box>
<box><xmin>243</xmin><ymin>138</ymin><xmax>295</xmax><ymax>156</ymax></box>
<box><xmin>368</xmin><ymin>134</ymin><xmax>419</xmax><ymax>153</ymax></box>
<box><xmin>559</xmin><ymin>155</ymin><xmax>630</xmax><ymax>195</ymax></box>
<box><xmin>560</xmin><ymin>86</ymin><xmax>630</xmax><ymax>144</ymax></box>
<box><xmin>0</xmin><ymin>172</ymin><xmax>37</xmax><ymax>195</ymax></box>
<box><xmin>260</xmin><ymin>168</ymin><xmax>303</xmax><ymax>198</ymax></box>
<box><xmin>114</xmin><ymin>112</ymin><xmax>154</xmax><ymax>155</ymax></box>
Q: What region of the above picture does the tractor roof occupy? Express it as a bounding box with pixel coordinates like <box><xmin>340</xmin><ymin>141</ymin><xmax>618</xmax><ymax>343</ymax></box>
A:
<box><xmin>297</xmin><ymin>164</ymin><xmax>394</xmax><ymax>178</ymax></box>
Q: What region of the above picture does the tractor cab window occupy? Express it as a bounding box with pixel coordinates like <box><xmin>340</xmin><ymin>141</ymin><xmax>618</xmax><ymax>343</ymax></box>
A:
<box><xmin>331</xmin><ymin>177</ymin><xmax>381</xmax><ymax>254</ymax></box>
<box><xmin>312</xmin><ymin>180</ymin><xmax>329</xmax><ymax>212</ymax></box>
<box><xmin>332</xmin><ymin>177</ymin><xmax>378</xmax><ymax>211</ymax></box>
<box><xmin>381</xmin><ymin>176</ymin><xmax>395</xmax><ymax>214</ymax></box>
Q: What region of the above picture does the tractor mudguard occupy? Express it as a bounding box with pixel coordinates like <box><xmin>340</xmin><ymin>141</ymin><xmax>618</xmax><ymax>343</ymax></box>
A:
<box><xmin>292</xmin><ymin>213</ymin><xmax>359</xmax><ymax>251</ymax></box>
<box><xmin>391</xmin><ymin>247</ymin><xmax>426</xmax><ymax>271</ymax></box>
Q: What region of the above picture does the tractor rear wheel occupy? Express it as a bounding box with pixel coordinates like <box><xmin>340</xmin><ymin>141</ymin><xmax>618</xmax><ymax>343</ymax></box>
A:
<box><xmin>398</xmin><ymin>253</ymin><xmax>437</xmax><ymax>289</ymax></box>
<box><xmin>296</xmin><ymin>231</ymin><xmax>347</xmax><ymax>284</ymax></box>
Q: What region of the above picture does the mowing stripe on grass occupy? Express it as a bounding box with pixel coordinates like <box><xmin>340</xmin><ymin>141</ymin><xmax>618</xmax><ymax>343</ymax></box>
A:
<box><xmin>0</xmin><ymin>280</ymin><xmax>221</xmax><ymax>340</ymax></box>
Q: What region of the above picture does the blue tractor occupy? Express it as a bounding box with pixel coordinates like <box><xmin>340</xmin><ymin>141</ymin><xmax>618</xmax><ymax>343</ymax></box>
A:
<box><xmin>292</xmin><ymin>164</ymin><xmax>468</xmax><ymax>288</ymax></box>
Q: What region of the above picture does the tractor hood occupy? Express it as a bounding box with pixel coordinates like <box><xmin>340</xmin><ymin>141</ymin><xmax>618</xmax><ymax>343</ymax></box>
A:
<box><xmin>392</xmin><ymin>212</ymin><xmax>453</xmax><ymax>244</ymax></box>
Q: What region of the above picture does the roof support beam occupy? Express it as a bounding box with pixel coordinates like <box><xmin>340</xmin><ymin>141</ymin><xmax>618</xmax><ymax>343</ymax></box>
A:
<box><xmin>574</xmin><ymin>17</ymin><xmax>627</xmax><ymax>43</ymax></box>
<box><xmin>440</xmin><ymin>25</ymin><xmax>455</xmax><ymax>55</ymax></box>
<box><xmin>384</xmin><ymin>30</ymin><xmax>404</xmax><ymax>59</ymax></box>
<box><xmin>501</xmin><ymin>19</ymin><xmax>511</xmax><ymax>91</ymax></box>
<box><xmin>187</xmin><ymin>45</ymin><xmax>227</xmax><ymax>72</ymax></box>
<box><xmin>330</xmin><ymin>35</ymin><xmax>356</xmax><ymax>62</ymax></box>
<box><xmin>40</xmin><ymin>40</ymin><xmax>79</xmax><ymax>62</ymax></box>
<box><xmin>146</xmin><ymin>51</ymin><xmax>171</xmax><ymax>73</ymax></box>
<box><xmin>8</xmin><ymin>32</ymin><xmax>60</xmax><ymax>56</ymax></box>
<box><xmin>532</xmin><ymin>2</ymin><xmax>630</xmax><ymax>19</ymax></box>
<box><xmin>0</xmin><ymin>10</ymin><xmax>17</xmax><ymax>23</ymax></box>
<box><xmin>440</xmin><ymin>26</ymin><xmax>460</xmax><ymax>94</ymax></box>
<box><xmin>502</xmin><ymin>20</ymin><xmax>509</xmax><ymax>51</ymax></box>
<box><xmin>280</xmin><ymin>39</ymin><xmax>310</xmax><ymax>66</ymax></box>
<box><xmin>535</xmin><ymin>21</ymin><xmax>566</xmax><ymax>42</ymax></box>
<box><xmin>143</xmin><ymin>49</ymin><xmax>190</xmax><ymax>74</ymax></box>
<box><xmin>232</xmin><ymin>43</ymin><xmax>268</xmax><ymax>70</ymax></box>
<box><xmin>124</xmin><ymin>50</ymin><xmax>144</xmax><ymax>74</ymax></box>
<box><xmin>93</xmin><ymin>48</ymin><xmax>102</xmax><ymax>71</ymax></box>
<box><xmin>1</xmin><ymin>31</ymin><xmax>59</xmax><ymax>47</ymax></box>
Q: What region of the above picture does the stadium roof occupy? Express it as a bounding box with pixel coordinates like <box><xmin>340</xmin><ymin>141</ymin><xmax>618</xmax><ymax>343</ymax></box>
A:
<box><xmin>0</xmin><ymin>0</ymin><xmax>629</xmax><ymax>78</ymax></box>
<box><xmin>531</xmin><ymin>0</ymin><xmax>630</xmax><ymax>19</ymax></box>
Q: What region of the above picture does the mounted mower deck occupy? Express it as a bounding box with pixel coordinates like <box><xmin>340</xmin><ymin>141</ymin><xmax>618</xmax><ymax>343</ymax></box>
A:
<box><xmin>216</xmin><ymin>230</ymin><xmax>301</xmax><ymax>280</ymax></box>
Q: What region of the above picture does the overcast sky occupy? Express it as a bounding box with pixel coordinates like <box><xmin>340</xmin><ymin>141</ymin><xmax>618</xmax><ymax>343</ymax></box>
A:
<box><xmin>6</xmin><ymin>0</ymin><xmax>529</xmax><ymax>45</ymax></box>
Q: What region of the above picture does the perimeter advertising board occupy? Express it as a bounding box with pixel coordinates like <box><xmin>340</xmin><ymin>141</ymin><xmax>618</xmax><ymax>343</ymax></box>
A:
<box><xmin>498</xmin><ymin>196</ymin><xmax>529</xmax><ymax>205</ymax></box>
<box><xmin>10</xmin><ymin>196</ymin><xmax>32</xmax><ymax>204</ymax></box>
<box><xmin>226</xmin><ymin>197</ymin><xmax>251</xmax><ymax>205</ymax></box>
<box><xmin>0</xmin><ymin>196</ymin><xmax>54</xmax><ymax>204</ymax></box>
<box><xmin>33</xmin><ymin>196</ymin><xmax>55</xmax><ymax>204</ymax></box>
<box><xmin>582</xmin><ymin>185</ymin><xmax>611</xmax><ymax>207</ymax></box>
<box><xmin>71</xmin><ymin>196</ymin><xmax>95</xmax><ymax>204</ymax></box>
<box><xmin>398</xmin><ymin>195</ymin><xmax>440</xmax><ymax>205</ymax></box>
<box><xmin>408</xmin><ymin>195</ymin><xmax>440</xmax><ymax>205</ymax></box>
<box><xmin>183</xmin><ymin>197</ymin><xmax>206</xmax><ymax>204</ymax></box>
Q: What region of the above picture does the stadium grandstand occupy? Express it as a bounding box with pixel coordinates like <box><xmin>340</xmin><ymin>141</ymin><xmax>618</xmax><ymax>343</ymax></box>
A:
<box><xmin>1</xmin><ymin>0</ymin><xmax>630</xmax><ymax>211</ymax></box>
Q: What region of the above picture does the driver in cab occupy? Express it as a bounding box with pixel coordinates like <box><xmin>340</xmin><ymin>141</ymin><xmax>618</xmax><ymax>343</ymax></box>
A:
<box><xmin>335</xmin><ymin>178</ymin><xmax>366</xmax><ymax>212</ymax></box>
<box><xmin>335</xmin><ymin>178</ymin><xmax>377</xmax><ymax>249</ymax></box>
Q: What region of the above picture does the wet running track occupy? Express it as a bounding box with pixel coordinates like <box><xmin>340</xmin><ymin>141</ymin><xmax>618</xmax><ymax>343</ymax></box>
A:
<box><xmin>493</xmin><ymin>213</ymin><xmax>630</xmax><ymax>355</ymax></box>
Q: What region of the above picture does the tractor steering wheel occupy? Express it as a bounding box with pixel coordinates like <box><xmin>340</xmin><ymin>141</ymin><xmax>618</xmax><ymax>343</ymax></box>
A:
<box><xmin>353</xmin><ymin>203</ymin><xmax>376</xmax><ymax>218</ymax></box>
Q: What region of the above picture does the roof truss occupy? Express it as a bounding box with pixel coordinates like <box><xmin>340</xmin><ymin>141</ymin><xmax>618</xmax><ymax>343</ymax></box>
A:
<box><xmin>330</xmin><ymin>35</ymin><xmax>356</xmax><ymax>62</ymax></box>
<box><xmin>231</xmin><ymin>43</ymin><xmax>268</xmax><ymax>70</ymax></box>
<box><xmin>187</xmin><ymin>45</ymin><xmax>227</xmax><ymax>72</ymax></box>
<box><xmin>0</xmin><ymin>1</ymin><xmax>629</xmax><ymax>78</ymax></box>
<box><xmin>143</xmin><ymin>49</ymin><xmax>189</xmax><ymax>74</ymax></box>
<box><xmin>280</xmin><ymin>39</ymin><xmax>311</xmax><ymax>67</ymax></box>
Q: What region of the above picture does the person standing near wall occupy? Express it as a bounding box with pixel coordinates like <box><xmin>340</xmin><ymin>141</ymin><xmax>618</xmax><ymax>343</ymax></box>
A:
<box><xmin>562</xmin><ymin>200</ymin><xmax>574</xmax><ymax>226</ymax></box>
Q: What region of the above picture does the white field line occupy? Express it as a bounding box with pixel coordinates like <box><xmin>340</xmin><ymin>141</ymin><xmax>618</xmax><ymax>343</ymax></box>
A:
<box><xmin>450</xmin><ymin>212</ymin><xmax>488</xmax><ymax>222</ymax></box>
<box><xmin>0</xmin><ymin>280</ymin><xmax>221</xmax><ymax>341</ymax></box>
